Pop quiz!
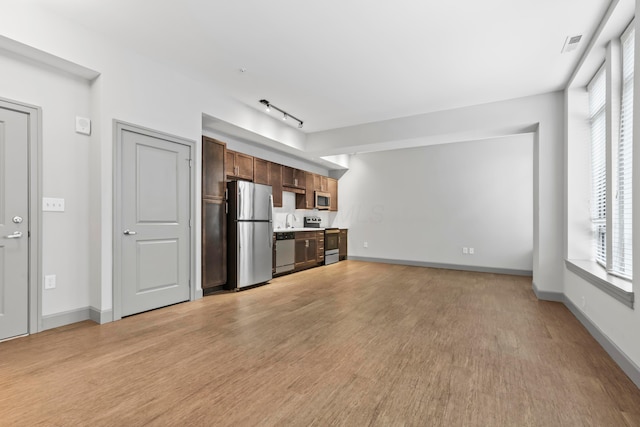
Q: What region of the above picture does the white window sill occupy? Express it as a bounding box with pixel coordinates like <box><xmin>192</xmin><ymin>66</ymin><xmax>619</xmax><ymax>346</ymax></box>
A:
<box><xmin>565</xmin><ymin>259</ymin><xmax>634</xmax><ymax>308</ymax></box>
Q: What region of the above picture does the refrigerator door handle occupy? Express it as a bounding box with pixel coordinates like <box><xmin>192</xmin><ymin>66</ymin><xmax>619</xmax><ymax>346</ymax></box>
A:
<box><xmin>268</xmin><ymin>194</ymin><xmax>273</xmax><ymax>248</ymax></box>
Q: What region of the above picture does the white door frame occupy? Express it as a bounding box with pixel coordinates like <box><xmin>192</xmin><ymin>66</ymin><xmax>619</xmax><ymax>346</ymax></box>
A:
<box><xmin>0</xmin><ymin>97</ymin><xmax>42</xmax><ymax>334</ymax></box>
<box><xmin>112</xmin><ymin>120</ymin><xmax>196</xmax><ymax>321</ymax></box>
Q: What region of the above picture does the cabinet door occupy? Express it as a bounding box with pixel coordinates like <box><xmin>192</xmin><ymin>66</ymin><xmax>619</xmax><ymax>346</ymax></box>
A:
<box><xmin>306</xmin><ymin>238</ymin><xmax>317</xmax><ymax>265</ymax></box>
<box><xmin>306</xmin><ymin>172</ymin><xmax>315</xmax><ymax>209</ymax></box>
<box><xmin>328</xmin><ymin>178</ymin><xmax>338</xmax><ymax>211</ymax></box>
<box><xmin>295</xmin><ymin>232</ymin><xmax>317</xmax><ymax>269</ymax></box>
<box><xmin>295</xmin><ymin>238</ymin><xmax>307</xmax><ymax>268</ymax></box>
<box><xmin>282</xmin><ymin>166</ymin><xmax>294</xmax><ymax>187</ymax></box>
<box><xmin>269</xmin><ymin>162</ymin><xmax>283</xmax><ymax>207</ymax></box>
<box><xmin>293</xmin><ymin>169</ymin><xmax>306</xmax><ymax>188</ymax></box>
<box><xmin>225</xmin><ymin>150</ymin><xmax>236</xmax><ymax>178</ymax></box>
<box><xmin>202</xmin><ymin>199</ymin><xmax>226</xmax><ymax>288</ymax></box>
<box><xmin>202</xmin><ymin>137</ymin><xmax>226</xmax><ymax>200</ymax></box>
<box><xmin>339</xmin><ymin>229</ymin><xmax>348</xmax><ymax>260</ymax></box>
<box><xmin>254</xmin><ymin>157</ymin><xmax>270</xmax><ymax>185</ymax></box>
<box><xmin>297</xmin><ymin>171</ymin><xmax>315</xmax><ymax>209</ymax></box>
<box><xmin>235</xmin><ymin>153</ymin><xmax>254</xmax><ymax>180</ymax></box>
<box><xmin>314</xmin><ymin>175</ymin><xmax>328</xmax><ymax>192</ymax></box>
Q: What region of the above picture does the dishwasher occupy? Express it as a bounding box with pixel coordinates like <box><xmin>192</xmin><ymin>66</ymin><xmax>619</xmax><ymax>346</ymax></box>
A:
<box><xmin>275</xmin><ymin>232</ymin><xmax>295</xmax><ymax>274</ymax></box>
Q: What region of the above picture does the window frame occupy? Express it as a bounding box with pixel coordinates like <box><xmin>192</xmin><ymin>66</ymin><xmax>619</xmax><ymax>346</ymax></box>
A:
<box><xmin>611</xmin><ymin>22</ymin><xmax>634</xmax><ymax>279</ymax></box>
<box><xmin>567</xmin><ymin>20</ymin><xmax>635</xmax><ymax>308</ymax></box>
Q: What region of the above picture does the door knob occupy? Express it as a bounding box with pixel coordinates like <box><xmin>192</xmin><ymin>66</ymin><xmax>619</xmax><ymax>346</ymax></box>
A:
<box><xmin>5</xmin><ymin>231</ymin><xmax>23</xmax><ymax>239</ymax></box>
<box><xmin>123</xmin><ymin>229</ymin><xmax>137</xmax><ymax>235</ymax></box>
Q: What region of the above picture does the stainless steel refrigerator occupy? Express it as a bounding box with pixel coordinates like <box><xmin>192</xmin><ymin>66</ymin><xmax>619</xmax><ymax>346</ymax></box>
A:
<box><xmin>227</xmin><ymin>180</ymin><xmax>273</xmax><ymax>290</ymax></box>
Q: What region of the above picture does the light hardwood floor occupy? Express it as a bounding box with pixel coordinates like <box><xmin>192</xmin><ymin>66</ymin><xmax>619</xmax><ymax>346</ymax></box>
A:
<box><xmin>1</xmin><ymin>261</ymin><xmax>639</xmax><ymax>426</ymax></box>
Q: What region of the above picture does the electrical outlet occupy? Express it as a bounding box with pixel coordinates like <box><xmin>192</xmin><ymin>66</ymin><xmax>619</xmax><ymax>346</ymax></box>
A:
<box><xmin>462</xmin><ymin>247</ymin><xmax>468</xmax><ymax>254</ymax></box>
<box><xmin>44</xmin><ymin>274</ymin><xmax>56</xmax><ymax>290</ymax></box>
<box><xmin>469</xmin><ymin>248</ymin><xmax>475</xmax><ymax>255</ymax></box>
<box><xmin>363</xmin><ymin>241</ymin><xmax>368</xmax><ymax>248</ymax></box>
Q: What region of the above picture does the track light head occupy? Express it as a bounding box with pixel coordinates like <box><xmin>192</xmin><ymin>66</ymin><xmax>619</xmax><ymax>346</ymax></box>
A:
<box><xmin>298</xmin><ymin>122</ymin><xmax>303</xmax><ymax>129</ymax></box>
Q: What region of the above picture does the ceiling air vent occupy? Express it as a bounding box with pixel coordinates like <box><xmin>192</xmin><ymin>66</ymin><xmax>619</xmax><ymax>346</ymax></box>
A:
<box><xmin>561</xmin><ymin>35</ymin><xmax>582</xmax><ymax>53</ymax></box>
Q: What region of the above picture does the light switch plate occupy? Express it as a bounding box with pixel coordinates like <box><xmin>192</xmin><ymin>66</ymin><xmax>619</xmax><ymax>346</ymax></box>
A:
<box><xmin>43</xmin><ymin>197</ymin><xmax>65</xmax><ymax>212</ymax></box>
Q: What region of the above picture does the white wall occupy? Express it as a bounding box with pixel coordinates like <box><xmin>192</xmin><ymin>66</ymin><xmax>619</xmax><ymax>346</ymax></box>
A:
<box><xmin>0</xmin><ymin>53</ymin><xmax>92</xmax><ymax>316</ymax></box>
<box><xmin>337</xmin><ymin>136</ymin><xmax>533</xmax><ymax>271</ymax></box>
<box><xmin>313</xmin><ymin>91</ymin><xmax>565</xmax><ymax>292</ymax></box>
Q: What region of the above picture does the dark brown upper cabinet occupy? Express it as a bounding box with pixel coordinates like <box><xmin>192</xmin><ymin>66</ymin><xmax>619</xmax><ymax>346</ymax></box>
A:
<box><xmin>269</xmin><ymin>162</ymin><xmax>283</xmax><ymax>208</ymax></box>
<box><xmin>314</xmin><ymin>174</ymin><xmax>328</xmax><ymax>192</ymax></box>
<box><xmin>202</xmin><ymin>137</ymin><xmax>226</xmax><ymax>200</ymax></box>
<box><xmin>296</xmin><ymin>171</ymin><xmax>315</xmax><ymax>209</ymax></box>
<box><xmin>253</xmin><ymin>157</ymin><xmax>269</xmax><ymax>185</ymax></box>
<box><xmin>226</xmin><ymin>149</ymin><xmax>254</xmax><ymax>181</ymax></box>
<box><xmin>282</xmin><ymin>166</ymin><xmax>306</xmax><ymax>190</ymax></box>
<box><xmin>328</xmin><ymin>177</ymin><xmax>338</xmax><ymax>211</ymax></box>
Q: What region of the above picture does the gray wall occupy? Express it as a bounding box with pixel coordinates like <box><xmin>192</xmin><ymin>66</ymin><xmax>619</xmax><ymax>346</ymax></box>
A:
<box><xmin>336</xmin><ymin>135</ymin><xmax>533</xmax><ymax>271</ymax></box>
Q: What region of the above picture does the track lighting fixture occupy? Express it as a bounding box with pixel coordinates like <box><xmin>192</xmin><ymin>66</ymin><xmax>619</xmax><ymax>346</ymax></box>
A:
<box><xmin>259</xmin><ymin>99</ymin><xmax>303</xmax><ymax>129</ymax></box>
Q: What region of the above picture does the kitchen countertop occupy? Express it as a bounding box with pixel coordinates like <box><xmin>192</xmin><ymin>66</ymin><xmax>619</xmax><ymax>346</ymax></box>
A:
<box><xmin>274</xmin><ymin>227</ymin><xmax>325</xmax><ymax>232</ymax></box>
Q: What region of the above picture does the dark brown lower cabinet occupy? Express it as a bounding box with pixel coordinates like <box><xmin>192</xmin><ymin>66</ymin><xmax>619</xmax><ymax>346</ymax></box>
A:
<box><xmin>295</xmin><ymin>231</ymin><xmax>318</xmax><ymax>271</ymax></box>
<box><xmin>339</xmin><ymin>229</ymin><xmax>348</xmax><ymax>261</ymax></box>
<box><xmin>202</xmin><ymin>198</ymin><xmax>226</xmax><ymax>289</ymax></box>
<box><xmin>316</xmin><ymin>231</ymin><xmax>325</xmax><ymax>265</ymax></box>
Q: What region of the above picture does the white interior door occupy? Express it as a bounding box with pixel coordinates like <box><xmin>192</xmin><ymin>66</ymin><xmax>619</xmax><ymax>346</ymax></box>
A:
<box><xmin>0</xmin><ymin>106</ymin><xmax>29</xmax><ymax>340</ymax></box>
<box><xmin>118</xmin><ymin>127</ymin><xmax>191</xmax><ymax>317</ymax></box>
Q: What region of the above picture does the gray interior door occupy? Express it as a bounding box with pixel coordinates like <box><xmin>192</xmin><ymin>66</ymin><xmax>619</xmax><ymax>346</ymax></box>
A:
<box><xmin>0</xmin><ymin>107</ymin><xmax>29</xmax><ymax>340</ymax></box>
<box><xmin>120</xmin><ymin>129</ymin><xmax>191</xmax><ymax>317</ymax></box>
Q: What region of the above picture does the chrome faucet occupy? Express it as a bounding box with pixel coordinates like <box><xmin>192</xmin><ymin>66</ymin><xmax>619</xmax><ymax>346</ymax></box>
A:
<box><xmin>285</xmin><ymin>213</ymin><xmax>297</xmax><ymax>229</ymax></box>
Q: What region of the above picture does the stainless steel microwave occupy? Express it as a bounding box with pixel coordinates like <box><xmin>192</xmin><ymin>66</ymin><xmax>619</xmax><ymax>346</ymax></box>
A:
<box><xmin>314</xmin><ymin>191</ymin><xmax>330</xmax><ymax>210</ymax></box>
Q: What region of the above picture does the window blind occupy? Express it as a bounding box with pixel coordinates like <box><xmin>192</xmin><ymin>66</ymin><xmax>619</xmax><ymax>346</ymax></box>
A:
<box><xmin>612</xmin><ymin>24</ymin><xmax>634</xmax><ymax>279</ymax></box>
<box><xmin>589</xmin><ymin>67</ymin><xmax>607</xmax><ymax>265</ymax></box>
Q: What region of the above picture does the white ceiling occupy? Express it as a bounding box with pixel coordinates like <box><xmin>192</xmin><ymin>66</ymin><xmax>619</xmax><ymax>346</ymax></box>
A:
<box><xmin>31</xmin><ymin>0</ymin><xmax>610</xmax><ymax>133</ymax></box>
